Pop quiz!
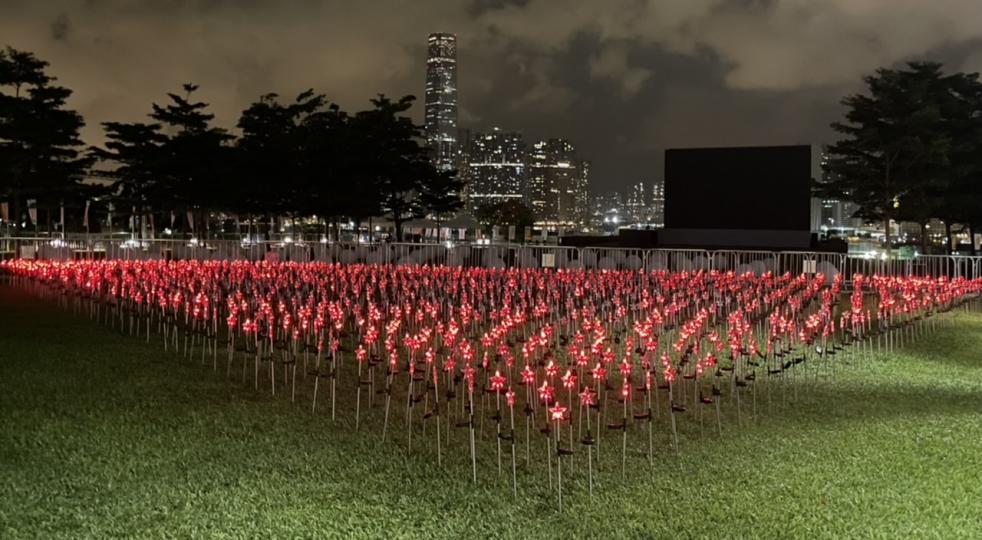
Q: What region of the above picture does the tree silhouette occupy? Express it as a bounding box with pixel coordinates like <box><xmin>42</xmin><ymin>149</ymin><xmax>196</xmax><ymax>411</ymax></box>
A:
<box><xmin>236</xmin><ymin>90</ymin><xmax>328</xmax><ymax>237</ymax></box>
<box><xmin>821</xmin><ymin>63</ymin><xmax>954</xmax><ymax>252</ymax></box>
<box><xmin>0</xmin><ymin>47</ymin><xmax>92</xmax><ymax>233</ymax></box>
<box><xmin>90</xmin><ymin>122</ymin><xmax>167</xmax><ymax>233</ymax></box>
<box><xmin>7</xmin><ymin>48</ymin><xmax>468</xmax><ymax>241</ymax></box>
<box><xmin>936</xmin><ymin>73</ymin><xmax>982</xmax><ymax>254</ymax></box>
<box><xmin>298</xmin><ymin>101</ymin><xmax>358</xmax><ymax>239</ymax></box>
<box><xmin>351</xmin><ymin>95</ymin><xmax>462</xmax><ymax>241</ymax></box>
<box><xmin>419</xmin><ymin>168</ymin><xmax>466</xmax><ymax>220</ymax></box>
<box><xmin>149</xmin><ymin>84</ymin><xmax>233</xmax><ymax>234</ymax></box>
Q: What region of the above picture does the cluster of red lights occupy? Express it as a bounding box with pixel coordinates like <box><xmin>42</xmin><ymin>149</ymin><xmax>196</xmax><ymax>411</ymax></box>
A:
<box><xmin>3</xmin><ymin>258</ymin><xmax>978</xmax><ymax>503</ymax></box>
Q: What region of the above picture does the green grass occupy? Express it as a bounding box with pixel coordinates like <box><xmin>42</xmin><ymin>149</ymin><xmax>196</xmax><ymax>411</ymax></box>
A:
<box><xmin>1</xmin><ymin>283</ymin><xmax>980</xmax><ymax>539</ymax></box>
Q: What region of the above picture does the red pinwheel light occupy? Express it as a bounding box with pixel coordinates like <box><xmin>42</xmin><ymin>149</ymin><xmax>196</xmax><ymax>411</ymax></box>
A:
<box><xmin>538</xmin><ymin>381</ymin><xmax>555</xmax><ymax>405</ymax></box>
<box><xmin>560</xmin><ymin>369</ymin><xmax>577</xmax><ymax>390</ymax></box>
<box><xmin>549</xmin><ymin>402</ymin><xmax>568</xmax><ymax>422</ymax></box>
<box><xmin>591</xmin><ymin>362</ymin><xmax>606</xmax><ymax>381</ymax></box>
<box><xmin>520</xmin><ymin>364</ymin><xmax>535</xmax><ymax>385</ymax></box>
<box><xmin>462</xmin><ymin>364</ymin><xmax>476</xmax><ymax>391</ymax></box>
<box><xmin>618</xmin><ymin>360</ymin><xmax>632</xmax><ymax>378</ymax></box>
<box><xmin>242</xmin><ymin>318</ymin><xmax>257</xmax><ymax>335</ymax></box>
<box><xmin>545</xmin><ymin>359</ymin><xmax>559</xmax><ymax>378</ymax></box>
<box><xmin>579</xmin><ymin>386</ymin><xmax>596</xmax><ymax>407</ymax></box>
<box><xmin>490</xmin><ymin>370</ymin><xmax>506</xmax><ymax>392</ymax></box>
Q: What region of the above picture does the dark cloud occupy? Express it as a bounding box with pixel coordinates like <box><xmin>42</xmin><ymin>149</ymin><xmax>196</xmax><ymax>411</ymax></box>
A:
<box><xmin>49</xmin><ymin>13</ymin><xmax>70</xmax><ymax>42</ymax></box>
<box><xmin>469</xmin><ymin>0</ymin><xmax>530</xmax><ymax>16</ymax></box>
<box><xmin>3</xmin><ymin>0</ymin><xmax>982</xmax><ymax>192</ymax></box>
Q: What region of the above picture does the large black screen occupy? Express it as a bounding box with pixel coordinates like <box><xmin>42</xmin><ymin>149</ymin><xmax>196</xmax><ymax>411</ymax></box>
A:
<box><xmin>664</xmin><ymin>145</ymin><xmax>811</xmax><ymax>231</ymax></box>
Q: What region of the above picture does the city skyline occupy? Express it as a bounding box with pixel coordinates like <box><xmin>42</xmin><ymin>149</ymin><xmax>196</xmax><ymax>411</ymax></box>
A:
<box><xmin>460</xmin><ymin>124</ymin><xmax>593</xmax><ymax>228</ymax></box>
<box><xmin>5</xmin><ymin>1</ymin><xmax>982</xmax><ymax>192</ymax></box>
<box><xmin>461</xmin><ymin>127</ymin><xmax>526</xmax><ymax>207</ymax></box>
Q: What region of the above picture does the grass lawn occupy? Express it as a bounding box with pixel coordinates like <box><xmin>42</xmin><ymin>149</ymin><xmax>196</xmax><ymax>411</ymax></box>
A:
<box><xmin>1</xmin><ymin>282</ymin><xmax>980</xmax><ymax>539</ymax></box>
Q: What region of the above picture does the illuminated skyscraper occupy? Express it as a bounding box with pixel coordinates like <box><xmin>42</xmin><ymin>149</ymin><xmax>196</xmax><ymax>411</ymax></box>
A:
<box><xmin>625</xmin><ymin>181</ymin><xmax>648</xmax><ymax>222</ymax></box>
<box><xmin>527</xmin><ymin>139</ymin><xmax>589</xmax><ymax>227</ymax></box>
<box><xmin>817</xmin><ymin>152</ymin><xmax>861</xmax><ymax>230</ymax></box>
<box><xmin>573</xmin><ymin>161</ymin><xmax>590</xmax><ymax>226</ymax></box>
<box><xmin>425</xmin><ymin>33</ymin><xmax>458</xmax><ymax>171</ymax></box>
<box><xmin>651</xmin><ymin>180</ymin><xmax>665</xmax><ymax>227</ymax></box>
<box><xmin>462</xmin><ymin>127</ymin><xmax>526</xmax><ymax>209</ymax></box>
<box><xmin>623</xmin><ymin>181</ymin><xmax>661</xmax><ymax>226</ymax></box>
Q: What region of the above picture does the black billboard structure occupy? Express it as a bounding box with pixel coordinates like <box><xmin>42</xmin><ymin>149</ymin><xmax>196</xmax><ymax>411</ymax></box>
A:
<box><xmin>659</xmin><ymin>145</ymin><xmax>814</xmax><ymax>250</ymax></box>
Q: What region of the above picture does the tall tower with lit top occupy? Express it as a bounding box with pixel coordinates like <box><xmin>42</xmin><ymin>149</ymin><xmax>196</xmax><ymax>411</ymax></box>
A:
<box><xmin>425</xmin><ymin>33</ymin><xmax>458</xmax><ymax>171</ymax></box>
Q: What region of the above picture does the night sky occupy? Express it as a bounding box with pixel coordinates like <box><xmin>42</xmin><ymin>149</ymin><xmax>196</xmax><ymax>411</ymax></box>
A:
<box><xmin>4</xmin><ymin>0</ymin><xmax>982</xmax><ymax>192</ymax></box>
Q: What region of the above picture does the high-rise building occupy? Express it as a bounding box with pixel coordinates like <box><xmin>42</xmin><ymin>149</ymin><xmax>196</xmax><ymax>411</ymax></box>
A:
<box><xmin>425</xmin><ymin>33</ymin><xmax>458</xmax><ymax>171</ymax></box>
<box><xmin>625</xmin><ymin>181</ymin><xmax>648</xmax><ymax>222</ymax></box>
<box><xmin>592</xmin><ymin>191</ymin><xmax>625</xmax><ymax>230</ymax></box>
<box><xmin>573</xmin><ymin>161</ymin><xmax>590</xmax><ymax>226</ymax></box>
<box><xmin>527</xmin><ymin>139</ymin><xmax>590</xmax><ymax>227</ymax></box>
<box><xmin>462</xmin><ymin>127</ymin><xmax>526</xmax><ymax>209</ymax></box>
<box><xmin>817</xmin><ymin>152</ymin><xmax>862</xmax><ymax>231</ymax></box>
<box><xmin>651</xmin><ymin>180</ymin><xmax>665</xmax><ymax>228</ymax></box>
<box><xmin>457</xmin><ymin>128</ymin><xmax>472</xmax><ymax>160</ymax></box>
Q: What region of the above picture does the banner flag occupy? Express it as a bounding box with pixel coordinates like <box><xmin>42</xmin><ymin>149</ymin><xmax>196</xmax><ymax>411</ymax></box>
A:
<box><xmin>27</xmin><ymin>199</ymin><xmax>37</xmax><ymax>225</ymax></box>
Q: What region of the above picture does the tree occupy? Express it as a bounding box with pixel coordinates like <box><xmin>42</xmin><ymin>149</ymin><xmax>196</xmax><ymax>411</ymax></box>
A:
<box><xmin>94</xmin><ymin>84</ymin><xmax>231</xmax><ymax>236</ymax></box>
<box><xmin>149</xmin><ymin>84</ymin><xmax>233</xmax><ymax>233</ymax></box>
<box><xmin>936</xmin><ymin>73</ymin><xmax>982</xmax><ymax>254</ymax></box>
<box><xmin>350</xmin><ymin>95</ymin><xmax>462</xmax><ymax>241</ymax></box>
<box><xmin>0</xmin><ymin>47</ymin><xmax>92</xmax><ymax>232</ymax></box>
<box><xmin>419</xmin><ymin>168</ymin><xmax>466</xmax><ymax>220</ymax></box>
<box><xmin>3</xmin><ymin>50</ymin><xmax>468</xmax><ymax>241</ymax></box>
<box><xmin>236</xmin><ymin>90</ymin><xmax>328</xmax><ymax>229</ymax></box>
<box><xmin>821</xmin><ymin>63</ymin><xmax>954</xmax><ymax>252</ymax></box>
<box><xmin>0</xmin><ymin>47</ymin><xmax>49</xmax><ymax>96</ymax></box>
<box><xmin>90</xmin><ymin>122</ymin><xmax>167</xmax><ymax>231</ymax></box>
<box><xmin>298</xmin><ymin>101</ymin><xmax>360</xmax><ymax>239</ymax></box>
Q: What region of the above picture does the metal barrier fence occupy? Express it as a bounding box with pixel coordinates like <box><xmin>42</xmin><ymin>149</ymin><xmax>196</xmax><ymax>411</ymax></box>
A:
<box><xmin>2</xmin><ymin>237</ymin><xmax>980</xmax><ymax>280</ymax></box>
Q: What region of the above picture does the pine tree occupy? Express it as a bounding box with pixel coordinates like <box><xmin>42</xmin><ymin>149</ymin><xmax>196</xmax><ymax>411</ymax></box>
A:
<box><xmin>821</xmin><ymin>63</ymin><xmax>954</xmax><ymax>252</ymax></box>
<box><xmin>149</xmin><ymin>84</ymin><xmax>233</xmax><ymax>232</ymax></box>
<box><xmin>0</xmin><ymin>47</ymin><xmax>92</xmax><ymax>232</ymax></box>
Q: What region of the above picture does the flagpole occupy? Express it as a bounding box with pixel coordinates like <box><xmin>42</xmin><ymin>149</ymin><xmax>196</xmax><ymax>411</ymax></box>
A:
<box><xmin>84</xmin><ymin>200</ymin><xmax>90</xmax><ymax>257</ymax></box>
<box><xmin>30</xmin><ymin>199</ymin><xmax>37</xmax><ymax>243</ymax></box>
<box><xmin>1</xmin><ymin>202</ymin><xmax>8</xmax><ymax>256</ymax></box>
<box><xmin>108</xmin><ymin>203</ymin><xmax>113</xmax><ymax>258</ymax></box>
